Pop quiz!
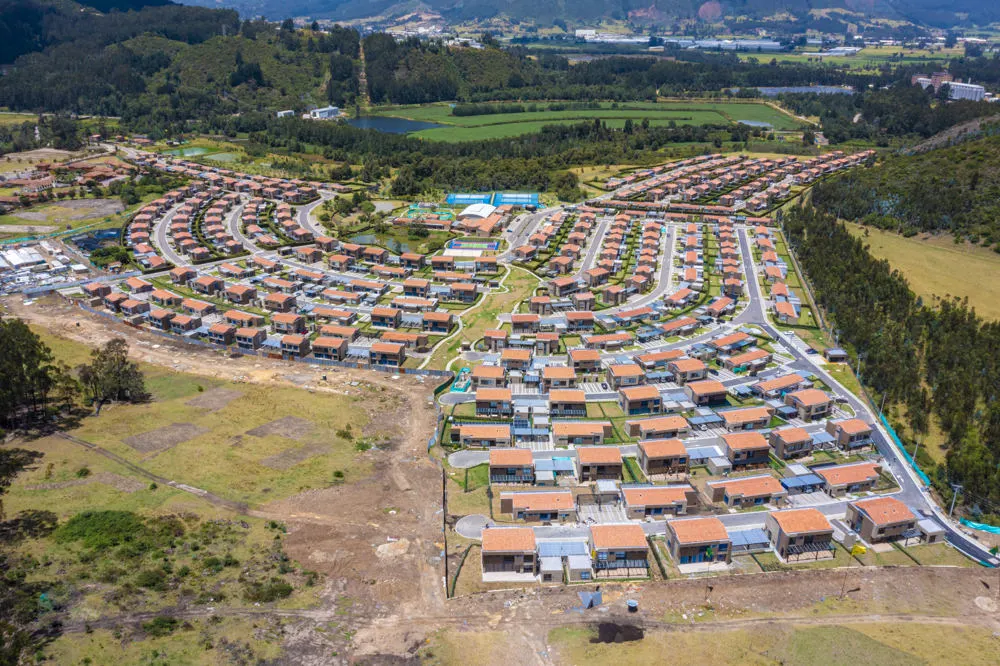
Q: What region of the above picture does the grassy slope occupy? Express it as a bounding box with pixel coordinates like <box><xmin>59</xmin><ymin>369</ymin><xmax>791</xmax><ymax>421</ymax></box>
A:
<box><xmin>846</xmin><ymin>222</ymin><xmax>1000</xmax><ymax>320</ymax></box>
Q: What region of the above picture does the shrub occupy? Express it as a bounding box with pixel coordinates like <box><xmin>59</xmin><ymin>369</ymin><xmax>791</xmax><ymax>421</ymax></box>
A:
<box><xmin>242</xmin><ymin>578</ymin><xmax>293</xmax><ymax>603</ymax></box>
<box><xmin>142</xmin><ymin>616</ymin><xmax>179</xmax><ymax>637</ymax></box>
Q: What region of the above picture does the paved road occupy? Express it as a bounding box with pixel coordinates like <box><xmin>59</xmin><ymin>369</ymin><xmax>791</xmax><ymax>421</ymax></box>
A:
<box><xmin>152</xmin><ymin>203</ymin><xmax>186</xmax><ymax>266</ymax></box>
<box><xmin>500</xmin><ymin>207</ymin><xmax>559</xmax><ymax>260</ymax></box>
<box><xmin>297</xmin><ymin>193</ymin><xmax>333</xmax><ymax>238</ymax></box>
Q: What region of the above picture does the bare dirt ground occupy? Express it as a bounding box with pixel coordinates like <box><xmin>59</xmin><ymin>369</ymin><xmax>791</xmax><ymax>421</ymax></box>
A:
<box><xmin>13</xmin><ymin>197</ymin><xmax>124</xmax><ymax>221</ymax></box>
<box><xmin>7</xmin><ymin>295</ymin><xmax>1000</xmax><ymax>664</ymax></box>
<box><xmin>184</xmin><ymin>386</ymin><xmax>243</xmax><ymax>411</ymax></box>
<box><xmin>123</xmin><ymin>421</ymin><xmax>208</xmax><ymax>455</ymax></box>
<box><xmin>0</xmin><ymin>223</ymin><xmax>57</xmax><ymax>233</ymax></box>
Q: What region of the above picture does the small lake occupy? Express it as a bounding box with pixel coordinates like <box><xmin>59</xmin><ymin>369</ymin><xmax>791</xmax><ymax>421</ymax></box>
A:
<box><xmin>349</xmin><ymin>233</ymin><xmax>412</xmax><ymax>253</ymax></box>
<box><xmin>163</xmin><ymin>146</ymin><xmax>212</xmax><ymax>157</ymax></box>
<box><xmin>346</xmin><ymin>117</ymin><xmax>446</xmax><ymax>134</ymax></box>
<box><xmin>206</xmin><ymin>152</ymin><xmax>240</xmax><ymax>163</ymax></box>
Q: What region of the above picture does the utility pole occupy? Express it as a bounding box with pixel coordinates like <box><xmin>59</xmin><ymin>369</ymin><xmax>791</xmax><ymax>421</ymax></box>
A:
<box><xmin>949</xmin><ymin>484</ymin><xmax>963</xmax><ymax>518</ymax></box>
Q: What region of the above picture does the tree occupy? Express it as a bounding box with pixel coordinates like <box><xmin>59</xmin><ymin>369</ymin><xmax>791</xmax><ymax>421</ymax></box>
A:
<box><xmin>77</xmin><ymin>338</ymin><xmax>148</xmax><ymax>410</ymax></box>
<box><xmin>0</xmin><ymin>317</ymin><xmax>73</xmax><ymax>429</ymax></box>
<box><xmin>802</xmin><ymin>129</ymin><xmax>816</xmax><ymax>146</ymax></box>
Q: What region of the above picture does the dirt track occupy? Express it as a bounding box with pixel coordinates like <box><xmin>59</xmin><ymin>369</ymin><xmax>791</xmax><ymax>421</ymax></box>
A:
<box><xmin>7</xmin><ymin>295</ymin><xmax>1000</xmax><ymax>664</ymax></box>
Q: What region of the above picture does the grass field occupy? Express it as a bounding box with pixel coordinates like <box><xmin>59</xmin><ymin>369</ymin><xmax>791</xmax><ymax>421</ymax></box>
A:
<box><xmin>737</xmin><ymin>46</ymin><xmax>963</xmax><ymax>71</ymax></box>
<box><xmin>376</xmin><ymin>100</ymin><xmax>801</xmax><ymax>142</ymax></box>
<box><xmin>0</xmin><ymin>112</ymin><xmax>37</xmax><ymax>126</ymax></box>
<box><xmin>846</xmin><ymin>223</ymin><xmax>1000</xmax><ymax>320</ymax></box>
<box><xmin>546</xmin><ymin>622</ymin><xmax>1000</xmax><ymax>665</ymax></box>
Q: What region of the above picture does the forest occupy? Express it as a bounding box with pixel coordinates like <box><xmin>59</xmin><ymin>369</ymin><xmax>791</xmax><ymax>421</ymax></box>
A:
<box><xmin>782</xmin><ymin>206</ymin><xmax>1000</xmax><ymax>521</ymax></box>
<box><xmin>809</xmin><ymin>128</ymin><xmax>1000</xmax><ymax>248</ymax></box>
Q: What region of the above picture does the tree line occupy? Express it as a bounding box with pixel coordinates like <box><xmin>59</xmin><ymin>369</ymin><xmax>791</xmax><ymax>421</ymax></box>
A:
<box><xmin>782</xmin><ymin>206</ymin><xmax>1000</xmax><ymax>521</ymax></box>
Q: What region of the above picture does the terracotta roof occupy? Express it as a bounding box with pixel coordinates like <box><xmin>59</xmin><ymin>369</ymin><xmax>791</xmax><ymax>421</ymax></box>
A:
<box><xmin>770</xmin><ymin>508</ymin><xmax>832</xmax><ymax>534</ymax></box>
<box><xmin>669</xmin><ymin>358</ymin><xmax>706</xmax><ymax>373</ymax></box>
<box><xmin>815</xmin><ymin>462</ymin><xmax>881</xmax><ymax>487</ymax></box>
<box><xmin>638</xmin><ymin>438</ymin><xmax>687</xmax><ymax>458</ymax></box>
<box><xmin>710</xmin><ymin>332</ymin><xmax>751</xmax><ymax>348</ymax></box>
<box><xmin>772</xmin><ymin>426</ymin><xmax>811</xmax><ymax>444</ymax></box>
<box><xmin>786</xmin><ymin>388</ymin><xmax>830</xmax><ymax>407</ymax></box>
<box><xmin>489</xmin><ymin>449</ymin><xmax>533</xmax><ymax>466</ymax></box>
<box><xmin>472</xmin><ymin>365</ymin><xmax>505</xmax><ymax>378</ymax></box>
<box><xmin>713</xmin><ymin>474</ymin><xmax>783</xmax><ymax>498</ymax></box>
<box><xmin>622</xmin><ymin>485</ymin><xmax>691</xmax><ymax>507</ymax></box>
<box><xmin>852</xmin><ymin>496</ymin><xmax>915</xmax><ymax>526</ymax></box>
<box><xmin>667</xmin><ymin>517</ymin><xmax>729</xmax><ymax>544</ymax></box>
<box><xmin>553</xmin><ymin>422</ymin><xmax>608</xmax><ymax>438</ymax></box>
<box><xmin>569</xmin><ymin>349</ymin><xmax>600</xmax><ymax>361</ymax></box>
<box><xmin>501</xmin><ymin>348</ymin><xmax>532</xmax><ymax>361</ymax></box>
<box><xmin>576</xmin><ymin>446</ymin><xmax>622</xmax><ymax>464</ymax></box>
<box><xmin>481</xmin><ymin>527</ymin><xmax>536</xmax><ymax>553</ymax></box>
<box><xmin>370</xmin><ymin>342</ymin><xmax>405</xmax><ymax>354</ymax></box>
<box><xmin>686</xmin><ymin>379</ymin><xmax>726</xmax><ymax>396</ymax></box>
<box><xmin>637</xmin><ymin>350</ymin><xmax>685</xmax><ymax>364</ymax></box>
<box><xmin>543</xmin><ymin>366</ymin><xmax>575</xmax><ymax>379</ymax></box>
<box><xmin>609</xmin><ymin>363</ymin><xmax>644</xmax><ymax>377</ymax></box>
<box><xmin>719</xmin><ymin>407</ymin><xmax>772</xmax><ymax>425</ymax></box>
<box><xmin>476</xmin><ymin>388</ymin><xmax>512</xmax><ymax>401</ymax></box>
<box><xmin>549</xmin><ymin>389</ymin><xmax>585</xmax><ymax>403</ymax></box>
<box><xmin>630</xmin><ymin>415</ymin><xmax>689</xmax><ymax>433</ymax></box>
<box><xmin>753</xmin><ymin>373</ymin><xmax>804</xmax><ymax>393</ymax></box>
<box><xmin>721</xmin><ymin>431</ymin><xmax>770</xmax><ymax>451</ymax></box>
<box><xmin>459</xmin><ymin>424</ymin><xmax>511</xmax><ymax>439</ymax></box>
<box><xmin>833</xmin><ymin>418</ymin><xmax>872</xmax><ymax>435</ymax></box>
<box><xmin>619</xmin><ymin>385</ymin><xmax>660</xmax><ymax>400</ymax></box>
<box><xmin>590</xmin><ymin>524</ymin><xmax>647</xmax><ymax>550</ymax></box>
<box><xmin>503</xmin><ymin>490</ymin><xmax>574</xmax><ymax>512</ymax></box>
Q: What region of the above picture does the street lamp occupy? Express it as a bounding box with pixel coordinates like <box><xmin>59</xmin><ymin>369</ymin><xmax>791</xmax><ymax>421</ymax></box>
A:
<box><xmin>949</xmin><ymin>484</ymin><xmax>963</xmax><ymax>518</ymax></box>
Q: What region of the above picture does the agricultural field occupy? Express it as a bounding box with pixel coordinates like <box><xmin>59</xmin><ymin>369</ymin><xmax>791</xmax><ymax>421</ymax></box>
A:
<box><xmin>737</xmin><ymin>45</ymin><xmax>964</xmax><ymax>71</ymax></box>
<box><xmin>0</xmin><ymin>111</ymin><xmax>38</xmax><ymax>126</ymax></box>
<box><xmin>375</xmin><ymin>100</ymin><xmax>802</xmax><ymax>142</ymax></box>
<box><xmin>846</xmin><ymin>223</ymin><xmax>1000</xmax><ymax>320</ymax></box>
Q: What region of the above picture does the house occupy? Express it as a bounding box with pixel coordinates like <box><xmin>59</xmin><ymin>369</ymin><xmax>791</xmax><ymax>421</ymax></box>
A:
<box><xmin>472</xmin><ymin>364</ymin><xmax>506</xmax><ymax>388</ymax></box>
<box><xmin>590</xmin><ymin>524</ymin><xmax>649</xmax><ymax>576</ymax></box>
<box><xmin>635</xmin><ymin>349</ymin><xmax>685</xmax><ymax>371</ymax></box>
<box><xmin>170</xmin><ymin>266</ymin><xmax>197</xmax><ymax>284</ymax></box>
<box><xmin>622</xmin><ymin>485</ymin><xmax>696</xmax><ymax>519</ymax></box>
<box><xmin>846</xmin><ymin>497</ymin><xmax>916</xmax><ymax>544</ymax></box>
<box><xmin>722</xmin><ymin>348</ymin><xmax>771</xmax><ymax>371</ymax></box>
<box><xmin>769</xmin><ymin>427</ymin><xmax>814</xmax><ymax>459</ymax></box>
<box><xmin>369</xmin><ymin>342</ymin><xmax>406</xmax><ymax>366</ymax></box>
<box><xmin>457</xmin><ymin>424</ymin><xmax>513</xmax><ymax>449</ymax></box>
<box><xmin>553</xmin><ymin>421</ymin><xmax>610</xmax><ymax>447</ymax></box>
<box><xmin>272</xmin><ymin>312</ymin><xmax>306</xmax><ymax>334</ymax></box>
<box><xmin>575</xmin><ymin>446</ymin><xmax>622</xmax><ymax>481</ymax></box>
<box><xmin>234</xmin><ymin>327</ymin><xmax>266</xmax><ymax>351</ymax></box>
<box><xmin>207</xmin><ymin>323</ymin><xmax>236</xmax><ymax>346</ymax></box>
<box><xmin>225</xmin><ymin>284</ymin><xmax>257</xmax><ymax>305</ymax></box>
<box><xmin>826</xmin><ymin>418</ymin><xmax>873</xmax><ymax>450</ymax></box>
<box><xmin>511</xmin><ymin>314</ymin><xmax>540</xmax><ymax>335</ymax></box>
<box><xmin>719</xmin><ymin>406</ymin><xmax>773</xmax><ymax>432</ymax></box>
<box><xmin>665</xmin><ymin>517</ymin><xmax>732</xmax><ymax>565</ymax></box>
<box><xmin>548</xmin><ymin>389</ymin><xmax>587</xmax><ymax>417</ymax></box>
<box><xmin>146</xmin><ymin>308</ymin><xmax>174</xmax><ymax>330</ymax></box>
<box><xmin>721</xmin><ymin>432</ymin><xmax>771</xmax><ymax>469</ymax></box>
<box><xmin>82</xmin><ymin>282</ymin><xmax>112</xmax><ymax>300</ymax></box>
<box><xmin>751</xmin><ymin>373</ymin><xmax>805</xmax><ymax>398</ymax></box>
<box><xmin>149</xmin><ymin>289</ymin><xmax>181</xmax><ymax>307</ymax></box>
<box><xmin>637</xmin><ymin>438</ymin><xmax>689</xmax><ymax>477</ymax></box>
<box><xmin>626</xmin><ymin>415</ymin><xmax>690</xmax><ymax>440</ymax></box>
<box><xmin>475</xmin><ymin>388</ymin><xmax>513</xmax><ymax>417</ymax></box>
<box><xmin>280</xmin><ymin>334</ymin><xmax>310</xmax><ymax>358</ymax></box>
<box><xmin>708</xmin><ymin>331</ymin><xmax>752</xmax><ymax>354</ymax></box>
<box><xmin>124</xmin><ymin>277</ymin><xmax>153</xmax><ymax>294</ymax></box>
<box><xmin>402</xmin><ymin>278</ymin><xmax>431</xmax><ymax>298</ymax></box>
<box><xmin>784</xmin><ymin>388</ymin><xmax>832</xmax><ymax>421</ymax></box>
<box><xmin>815</xmin><ymin>462</ymin><xmax>882</xmax><ymax>497</ymax></box>
<box><xmin>119</xmin><ymin>299</ymin><xmax>150</xmax><ymax>317</ymax></box>
<box><xmin>169</xmin><ymin>315</ymin><xmax>201</xmax><ymax>333</ymax></box>
<box><xmin>618</xmin><ymin>385</ymin><xmax>662</xmax><ymax>416</ymax></box>
<box><xmin>684</xmin><ymin>379</ymin><xmax>728</xmax><ymax>406</ymax></box>
<box><xmin>667</xmin><ymin>358</ymin><xmax>707</xmax><ymax>385</ymax></box>
<box><xmin>489</xmin><ymin>449</ymin><xmax>534</xmax><ymax>484</ymax></box>
<box><xmin>707</xmin><ymin>475</ymin><xmax>787</xmax><ymax>508</ymax></box>
<box><xmin>312</xmin><ymin>336</ymin><xmax>348</xmax><ymax>361</ymax></box>
<box><xmin>483</xmin><ymin>329</ymin><xmax>508</xmax><ymax>352</ymax></box>
<box><xmin>381</xmin><ymin>331</ymin><xmax>429</xmax><ymax>352</ymax></box>
<box><xmin>500</xmin><ymin>348</ymin><xmax>532</xmax><ymax>372</ymax></box>
<box><xmin>565</xmin><ymin>310</ymin><xmax>595</xmax><ymax>332</ymax></box>
<box><xmin>535</xmin><ymin>332</ymin><xmax>560</xmax><ymax>356</ymax></box>
<box><xmin>263</xmin><ymin>292</ymin><xmax>297</xmax><ymax>313</ymax></box>
<box><xmin>500</xmin><ymin>490</ymin><xmax>576</xmax><ymax>522</ymax></box>
<box><xmin>191</xmin><ymin>275</ymin><xmax>223</xmax><ymax>296</ymax></box>
<box><xmin>480</xmin><ymin>527</ymin><xmax>536</xmax><ymax>576</ymax></box>
<box><xmin>422</xmin><ymin>311</ymin><xmax>453</xmax><ymax>334</ymax></box>
<box><xmin>568</xmin><ymin>348</ymin><xmax>601</xmax><ymax>374</ymax></box>
<box><xmin>765</xmin><ymin>509</ymin><xmax>835</xmax><ymax>562</ymax></box>
<box><xmin>542</xmin><ymin>365</ymin><xmax>576</xmax><ymax>390</ymax></box>
<box><xmin>370</xmin><ymin>307</ymin><xmax>402</xmax><ymax>329</ymax></box>
<box><xmin>606</xmin><ymin>363</ymin><xmax>645</xmax><ymax>389</ymax></box>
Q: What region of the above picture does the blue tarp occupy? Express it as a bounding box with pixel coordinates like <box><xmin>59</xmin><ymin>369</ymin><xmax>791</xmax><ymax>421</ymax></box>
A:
<box><xmin>960</xmin><ymin>518</ymin><xmax>1000</xmax><ymax>535</ymax></box>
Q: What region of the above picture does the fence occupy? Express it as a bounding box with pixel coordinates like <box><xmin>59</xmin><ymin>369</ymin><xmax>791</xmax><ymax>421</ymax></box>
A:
<box><xmin>876</xmin><ymin>410</ymin><xmax>932</xmax><ymax>487</ymax></box>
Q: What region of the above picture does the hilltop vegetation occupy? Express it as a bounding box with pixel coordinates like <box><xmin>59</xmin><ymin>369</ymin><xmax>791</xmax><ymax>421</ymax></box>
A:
<box><xmin>810</xmin><ymin>129</ymin><xmax>1000</xmax><ymax>248</ymax></box>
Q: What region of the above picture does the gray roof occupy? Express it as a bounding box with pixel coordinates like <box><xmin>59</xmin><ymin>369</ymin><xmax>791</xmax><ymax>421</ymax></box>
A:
<box><xmin>538</xmin><ymin>541</ymin><xmax>589</xmax><ymax>557</ymax></box>
<box><xmin>539</xmin><ymin>556</ymin><xmax>563</xmax><ymax>572</ymax></box>
<box><xmin>567</xmin><ymin>554</ymin><xmax>593</xmax><ymax>570</ymax></box>
<box><xmin>728</xmin><ymin>528</ymin><xmax>769</xmax><ymax>546</ymax></box>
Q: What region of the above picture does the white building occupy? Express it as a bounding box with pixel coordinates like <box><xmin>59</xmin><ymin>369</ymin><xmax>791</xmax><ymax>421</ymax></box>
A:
<box><xmin>948</xmin><ymin>82</ymin><xmax>986</xmax><ymax>102</ymax></box>
<box><xmin>276</xmin><ymin>110</ymin><xmax>295</xmax><ymax>118</ymax></box>
<box><xmin>458</xmin><ymin>203</ymin><xmax>497</xmax><ymax>220</ymax></box>
<box><xmin>309</xmin><ymin>106</ymin><xmax>340</xmax><ymax>119</ymax></box>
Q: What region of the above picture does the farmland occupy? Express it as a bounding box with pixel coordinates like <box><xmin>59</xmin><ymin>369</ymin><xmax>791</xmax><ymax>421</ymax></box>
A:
<box><xmin>374</xmin><ymin>100</ymin><xmax>803</xmax><ymax>141</ymax></box>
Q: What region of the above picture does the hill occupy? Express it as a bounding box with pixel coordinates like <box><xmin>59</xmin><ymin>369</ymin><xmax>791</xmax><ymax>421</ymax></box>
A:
<box><xmin>178</xmin><ymin>0</ymin><xmax>1000</xmax><ymax>28</ymax></box>
<box><xmin>810</xmin><ymin>128</ymin><xmax>1000</xmax><ymax>249</ymax></box>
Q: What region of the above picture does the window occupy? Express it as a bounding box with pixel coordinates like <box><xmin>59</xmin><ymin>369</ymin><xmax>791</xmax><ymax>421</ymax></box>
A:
<box><xmin>580</xmin><ymin>571</ymin><xmax>591</xmax><ymax>580</ymax></box>
<box><xmin>597</xmin><ymin>551</ymin><xmax>608</xmax><ymax>561</ymax></box>
<box><xmin>717</xmin><ymin>543</ymin><xmax>728</xmax><ymax>551</ymax></box>
<box><xmin>615</xmin><ymin>551</ymin><xmax>626</xmax><ymax>560</ymax></box>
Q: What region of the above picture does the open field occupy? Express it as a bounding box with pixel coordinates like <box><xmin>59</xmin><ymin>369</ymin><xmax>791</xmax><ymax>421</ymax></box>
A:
<box><xmin>547</xmin><ymin>622</ymin><xmax>1000</xmax><ymax>666</ymax></box>
<box><xmin>737</xmin><ymin>46</ymin><xmax>964</xmax><ymax>70</ymax></box>
<box><xmin>0</xmin><ymin>111</ymin><xmax>37</xmax><ymax>125</ymax></box>
<box><xmin>846</xmin><ymin>222</ymin><xmax>1000</xmax><ymax>320</ymax></box>
<box><xmin>376</xmin><ymin>100</ymin><xmax>802</xmax><ymax>141</ymax></box>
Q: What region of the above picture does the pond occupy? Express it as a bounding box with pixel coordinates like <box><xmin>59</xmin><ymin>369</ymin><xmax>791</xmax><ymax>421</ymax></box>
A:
<box><xmin>346</xmin><ymin>116</ymin><xmax>446</xmax><ymax>134</ymax></box>
<box><xmin>206</xmin><ymin>152</ymin><xmax>240</xmax><ymax>163</ymax></box>
<box><xmin>349</xmin><ymin>233</ymin><xmax>412</xmax><ymax>254</ymax></box>
<box><xmin>163</xmin><ymin>146</ymin><xmax>212</xmax><ymax>157</ymax></box>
